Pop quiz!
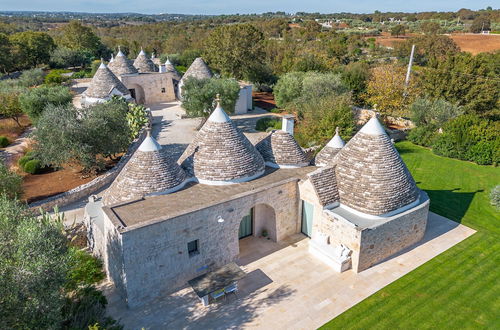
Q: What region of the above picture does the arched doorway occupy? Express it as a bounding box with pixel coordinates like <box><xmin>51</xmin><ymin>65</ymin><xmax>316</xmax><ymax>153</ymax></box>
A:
<box><xmin>127</xmin><ymin>83</ymin><xmax>146</xmax><ymax>104</ymax></box>
<box><xmin>238</xmin><ymin>203</ymin><xmax>277</xmax><ymax>242</ymax></box>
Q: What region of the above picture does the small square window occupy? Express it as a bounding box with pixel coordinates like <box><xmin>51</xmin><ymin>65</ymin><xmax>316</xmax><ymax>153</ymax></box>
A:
<box><xmin>161</xmin><ymin>87</ymin><xmax>166</xmax><ymax>93</ymax></box>
<box><xmin>187</xmin><ymin>239</ymin><xmax>199</xmax><ymax>257</ymax></box>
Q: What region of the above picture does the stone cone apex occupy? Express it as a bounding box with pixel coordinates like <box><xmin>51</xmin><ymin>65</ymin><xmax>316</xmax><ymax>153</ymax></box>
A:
<box><xmin>164</xmin><ymin>58</ymin><xmax>181</xmax><ymax>79</ymax></box>
<box><xmin>103</xmin><ymin>129</ymin><xmax>187</xmax><ymax>206</ymax></box>
<box><xmin>334</xmin><ymin>116</ymin><xmax>419</xmax><ymax>215</ymax></box>
<box><xmin>84</xmin><ymin>61</ymin><xmax>130</xmax><ymax>99</ymax></box>
<box><xmin>256</xmin><ymin>130</ymin><xmax>310</xmax><ymax>168</ymax></box>
<box><xmin>133</xmin><ymin>48</ymin><xmax>156</xmax><ymax>73</ymax></box>
<box><xmin>179</xmin><ymin>101</ymin><xmax>265</xmax><ymax>185</ymax></box>
<box><xmin>315</xmin><ymin>127</ymin><xmax>345</xmax><ymax>167</ymax></box>
<box><xmin>180</xmin><ymin>57</ymin><xmax>213</xmax><ymax>83</ymax></box>
<box><xmin>108</xmin><ymin>47</ymin><xmax>138</xmax><ymax>76</ymax></box>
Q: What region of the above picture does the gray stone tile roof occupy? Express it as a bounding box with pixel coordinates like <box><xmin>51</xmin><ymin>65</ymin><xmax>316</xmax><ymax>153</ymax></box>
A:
<box><xmin>108</xmin><ymin>49</ymin><xmax>138</xmax><ymax>76</ymax></box>
<box><xmin>315</xmin><ymin>128</ymin><xmax>345</xmax><ymax>167</ymax></box>
<box><xmin>103</xmin><ymin>132</ymin><xmax>187</xmax><ymax>206</ymax></box>
<box><xmin>180</xmin><ymin>57</ymin><xmax>213</xmax><ymax>83</ymax></box>
<box><xmin>179</xmin><ymin>104</ymin><xmax>265</xmax><ymax>184</ymax></box>
<box><xmin>133</xmin><ymin>49</ymin><xmax>156</xmax><ymax>73</ymax></box>
<box><xmin>165</xmin><ymin>58</ymin><xmax>181</xmax><ymax>80</ymax></box>
<box><xmin>308</xmin><ymin>166</ymin><xmax>340</xmax><ymax>207</ymax></box>
<box><xmin>334</xmin><ymin>117</ymin><xmax>419</xmax><ymax>215</ymax></box>
<box><xmin>84</xmin><ymin>62</ymin><xmax>130</xmax><ymax>99</ymax></box>
<box><xmin>255</xmin><ymin>130</ymin><xmax>310</xmax><ymax>168</ymax></box>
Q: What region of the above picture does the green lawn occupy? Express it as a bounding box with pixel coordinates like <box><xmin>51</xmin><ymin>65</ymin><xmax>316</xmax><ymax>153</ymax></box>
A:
<box><xmin>321</xmin><ymin>141</ymin><xmax>500</xmax><ymax>329</ymax></box>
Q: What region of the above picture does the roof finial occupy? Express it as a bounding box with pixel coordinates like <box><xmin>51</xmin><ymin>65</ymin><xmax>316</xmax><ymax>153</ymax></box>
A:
<box><xmin>146</xmin><ymin>127</ymin><xmax>152</xmax><ymax>137</ymax></box>
<box><xmin>215</xmin><ymin>93</ymin><xmax>221</xmax><ymax>107</ymax></box>
<box><xmin>335</xmin><ymin>127</ymin><xmax>340</xmax><ymax>135</ymax></box>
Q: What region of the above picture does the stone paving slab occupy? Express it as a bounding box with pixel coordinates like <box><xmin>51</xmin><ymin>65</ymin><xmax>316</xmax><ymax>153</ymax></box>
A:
<box><xmin>102</xmin><ymin>211</ymin><xmax>475</xmax><ymax>329</ymax></box>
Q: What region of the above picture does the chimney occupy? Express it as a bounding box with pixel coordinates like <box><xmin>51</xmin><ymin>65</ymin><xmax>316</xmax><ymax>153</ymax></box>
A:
<box><xmin>282</xmin><ymin>114</ymin><xmax>295</xmax><ymax>136</ymax></box>
<box><xmin>159</xmin><ymin>64</ymin><xmax>166</xmax><ymax>73</ymax></box>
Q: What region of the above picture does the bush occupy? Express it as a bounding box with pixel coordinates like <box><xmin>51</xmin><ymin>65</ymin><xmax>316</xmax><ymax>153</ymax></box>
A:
<box><xmin>23</xmin><ymin>159</ymin><xmax>42</xmax><ymax>174</ymax></box>
<box><xmin>0</xmin><ymin>136</ymin><xmax>9</xmax><ymax>147</ymax></box>
<box><xmin>126</xmin><ymin>102</ymin><xmax>149</xmax><ymax>139</ymax></box>
<box><xmin>72</xmin><ymin>70</ymin><xmax>91</xmax><ymax>79</ymax></box>
<box><xmin>44</xmin><ymin>69</ymin><xmax>71</xmax><ymax>85</ymax></box>
<box><xmin>19</xmin><ymin>85</ymin><xmax>73</xmax><ymax>124</ymax></box>
<box><xmin>295</xmin><ymin>94</ymin><xmax>355</xmax><ymax>147</ymax></box>
<box><xmin>0</xmin><ymin>162</ymin><xmax>22</xmax><ymax>199</ymax></box>
<box><xmin>490</xmin><ymin>185</ymin><xmax>500</xmax><ymax>210</ymax></box>
<box><xmin>431</xmin><ymin>114</ymin><xmax>500</xmax><ymax>165</ymax></box>
<box><xmin>274</xmin><ymin>72</ymin><xmax>349</xmax><ymax>109</ymax></box>
<box><xmin>18</xmin><ymin>154</ymin><xmax>33</xmax><ymax>167</ymax></box>
<box><xmin>181</xmin><ymin>77</ymin><xmax>240</xmax><ymax>118</ymax></box>
<box><xmin>255</xmin><ymin>117</ymin><xmax>282</xmax><ymax>131</ymax></box>
<box><xmin>410</xmin><ymin>98</ymin><xmax>463</xmax><ymax>127</ymax></box>
<box><xmin>66</xmin><ymin>248</ymin><xmax>105</xmax><ymax>291</ymax></box>
<box><xmin>18</xmin><ymin>68</ymin><xmax>45</xmax><ymax>87</ymax></box>
<box><xmin>407</xmin><ymin>125</ymin><xmax>438</xmax><ymax>147</ymax></box>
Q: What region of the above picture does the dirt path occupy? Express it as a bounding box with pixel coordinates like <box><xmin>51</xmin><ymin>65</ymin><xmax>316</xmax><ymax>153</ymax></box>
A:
<box><xmin>0</xmin><ymin>127</ymin><xmax>33</xmax><ymax>168</ymax></box>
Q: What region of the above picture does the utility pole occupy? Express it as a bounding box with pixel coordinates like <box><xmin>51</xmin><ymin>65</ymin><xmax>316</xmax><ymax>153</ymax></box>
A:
<box><xmin>405</xmin><ymin>44</ymin><xmax>415</xmax><ymax>86</ymax></box>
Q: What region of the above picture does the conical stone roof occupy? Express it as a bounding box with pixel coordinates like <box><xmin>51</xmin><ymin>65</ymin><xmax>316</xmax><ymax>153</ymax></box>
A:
<box><xmin>334</xmin><ymin>117</ymin><xmax>419</xmax><ymax>215</ymax></box>
<box><xmin>256</xmin><ymin>130</ymin><xmax>310</xmax><ymax>168</ymax></box>
<box><xmin>103</xmin><ymin>130</ymin><xmax>187</xmax><ymax>206</ymax></box>
<box><xmin>180</xmin><ymin>57</ymin><xmax>213</xmax><ymax>83</ymax></box>
<box><xmin>165</xmin><ymin>58</ymin><xmax>181</xmax><ymax>80</ymax></box>
<box><xmin>315</xmin><ymin>127</ymin><xmax>346</xmax><ymax>167</ymax></box>
<box><xmin>179</xmin><ymin>102</ymin><xmax>265</xmax><ymax>185</ymax></box>
<box><xmin>108</xmin><ymin>48</ymin><xmax>138</xmax><ymax>76</ymax></box>
<box><xmin>84</xmin><ymin>62</ymin><xmax>130</xmax><ymax>99</ymax></box>
<box><xmin>133</xmin><ymin>49</ymin><xmax>156</xmax><ymax>73</ymax></box>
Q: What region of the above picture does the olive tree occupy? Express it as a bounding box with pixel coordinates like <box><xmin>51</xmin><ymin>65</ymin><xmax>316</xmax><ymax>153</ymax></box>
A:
<box><xmin>19</xmin><ymin>85</ymin><xmax>73</xmax><ymax>124</ymax></box>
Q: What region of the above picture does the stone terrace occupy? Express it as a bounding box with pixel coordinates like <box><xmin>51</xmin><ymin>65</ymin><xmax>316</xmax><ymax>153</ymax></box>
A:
<box><xmin>102</xmin><ymin>212</ymin><xmax>475</xmax><ymax>329</ymax></box>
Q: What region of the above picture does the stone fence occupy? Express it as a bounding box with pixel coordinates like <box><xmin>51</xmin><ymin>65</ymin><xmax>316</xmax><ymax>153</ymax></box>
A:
<box><xmin>29</xmin><ymin>112</ymin><xmax>152</xmax><ymax>212</ymax></box>
<box><xmin>352</xmin><ymin>107</ymin><xmax>415</xmax><ymax>130</ymax></box>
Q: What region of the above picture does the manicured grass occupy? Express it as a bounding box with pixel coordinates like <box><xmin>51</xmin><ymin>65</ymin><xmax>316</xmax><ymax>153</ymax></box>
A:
<box><xmin>321</xmin><ymin>141</ymin><xmax>500</xmax><ymax>329</ymax></box>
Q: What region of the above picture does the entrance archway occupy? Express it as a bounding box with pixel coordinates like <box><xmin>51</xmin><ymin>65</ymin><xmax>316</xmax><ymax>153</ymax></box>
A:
<box><xmin>127</xmin><ymin>83</ymin><xmax>145</xmax><ymax>104</ymax></box>
<box><xmin>237</xmin><ymin>203</ymin><xmax>277</xmax><ymax>242</ymax></box>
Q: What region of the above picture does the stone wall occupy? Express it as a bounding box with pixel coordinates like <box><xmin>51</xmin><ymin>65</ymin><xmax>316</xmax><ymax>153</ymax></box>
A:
<box><xmin>356</xmin><ymin>194</ymin><xmax>430</xmax><ymax>272</ymax></box>
<box><xmin>121</xmin><ymin>73</ymin><xmax>176</xmax><ymax>105</ymax></box>
<box><xmin>107</xmin><ymin>179</ymin><xmax>300</xmax><ymax>307</ymax></box>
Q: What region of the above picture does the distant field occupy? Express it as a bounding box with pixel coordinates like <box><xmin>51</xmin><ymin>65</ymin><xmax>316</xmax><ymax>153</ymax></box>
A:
<box><xmin>374</xmin><ymin>32</ymin><xmax>500</xmax><ymax>55</ymax></box>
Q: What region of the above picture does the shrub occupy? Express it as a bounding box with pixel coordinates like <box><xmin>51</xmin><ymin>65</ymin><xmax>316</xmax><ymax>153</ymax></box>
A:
<box><xmin>19</xmin><ymin>85</ymin><xmax>73</xmax><ymax>124</ymax></box>
<box><xmin>407</xmin><ymin>125</ymin><xmax>438</xmax><ymax>147</ymax></box>
<box><xmin>72</xmin><ymin>70</ymin><xmax>91</xmax><ymax>79</ymax></box>
<box><xmin>18</xmin><ymin>154</ymin><xmax>33</xmax><ymax>167</ymax></box>
<box><xmin>431</xmin><ymin>114</ymin><xmax>500</xmax><ymax>165</ymax></box>
<box><xmin>66</xmin><ymin>248</ymin><xmax>105</xmax><ymax>291</ymax></box>
<box><xmin>490</xmin><ymin>185</ymin><xmax>500</xmax><ymax>210</ymax></box>
<box><xmin>410</xmin><ymin>98</ymin><xmax>463</xmax><ymax>127</ymax></box>
<box><xmin>295</xmin><ymin>94</ymin><xmax>355</xmax><ymax>147</ymax></box>
<box><xmin>18</xmin><ymin>68</ymin><xmax>45</xmax><ymax>87</ymax></box>
<box><xmin>0</xmin><ymin>162</ymin><xmax>22</xmax><ymax>199</ymax></box>
<box><xmin>126</xmin><ymin>102</ymin><xmax>149</xmax><ymax>139</ymax></box>
<box><xmin>0</xmin><ymin>136</ymin><xmax>9</xmax><ymax>147</ymax></box>
<box><xmin>255</xmin><ymin>117</ymin><xmax>282</xmax><ymax>131</ymax></box>
<box><xmin>44</xmin><ymin>69</ymin><xmax>71</xmax><ymax>85</ymax></box>
<box><xmin>181</xmin><ymin>77</ymin><xmax>240</xmax><ymax>118</ymax></box>
<box><xmin>23</xmin><ymin>159</ymin><xmax>42</xmax><ymax>174</ymax></box>
<box><xmin>274</xmin><ymin>72</ymin><xmax>349</xmax><ymax>109</ymax></box>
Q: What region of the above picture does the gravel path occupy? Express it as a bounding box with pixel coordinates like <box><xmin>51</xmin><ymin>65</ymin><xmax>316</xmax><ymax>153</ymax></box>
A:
<box><xmin>0</xmin><ymin>127</ymin><xmax>33</xmax><ymax>168</ymax></box>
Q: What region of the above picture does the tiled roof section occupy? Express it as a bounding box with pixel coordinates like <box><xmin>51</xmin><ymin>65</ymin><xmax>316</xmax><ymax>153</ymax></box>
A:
<box><xmin>308</xmin><ymin>166</ymin><xmax>340</xmax><ymax>207</ymax></box>
<box><xmin>179</xmin><ymin>105</ymin><xmax>265</xmax><ymax>184</ymax></box>
<box><xmin>180</xmin><ymin>57</ymin><xmax>213</xmax><ymax>82</ymax></box>
<box><xmin>335</xmin><ymin>117</ymin><xmax>419</xmax><ymax>215</ymax></box>
<box><xmin>84</xmin><ymin>62</ymin><xmax>130</xmax><ymax>99</ymax></box>
<box><xmin>108</xmin><ymin>50</ymin><xmax>138</xmax><ymax>76</ymax></box>
<box><xmin>315</xmin><ymin>128</ymin><xmax>345</xmax><ymax>167</ymax></box>
<box><xmin>103</xmin><ymin>133</ymin><xmax>187</xmax><ymax>206</ymax></box>
<box><xmin>256</xmin><ymin>130</ymin><xmax>310</xmax><ymax>168</ymax></box>
<box><xmin>133</xmin><ymin>50</ymin><xmax>156</xmax><ymax>73</ymax></box>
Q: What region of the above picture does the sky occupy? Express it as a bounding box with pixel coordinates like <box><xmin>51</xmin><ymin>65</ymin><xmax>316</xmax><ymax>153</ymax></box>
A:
<box><xmin>0</xmin><ymin>0</ymin><xmax>495</xmax><ymax>15</ymax></box>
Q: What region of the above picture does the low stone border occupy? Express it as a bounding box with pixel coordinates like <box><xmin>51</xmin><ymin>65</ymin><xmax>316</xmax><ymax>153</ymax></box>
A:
<box><xmin>29</xmin><ymin>112</ymin><xmax>152</xmax><ymax>212</ymax></box>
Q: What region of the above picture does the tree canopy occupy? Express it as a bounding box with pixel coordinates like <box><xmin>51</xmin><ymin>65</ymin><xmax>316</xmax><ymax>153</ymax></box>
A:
<box><xmin>57</xmin><ymin>20</ymin><xmax>104</xmax><ymax>56</ymax></box>
<box><xmin>203</xmin><ymin>24</ymin><xmax>265</xmax><ymax>80</ymax></box>
<box><xmin>9</xmin><ymin>31</ymin><xmax>55</xmax><ymax>70</ymax></box>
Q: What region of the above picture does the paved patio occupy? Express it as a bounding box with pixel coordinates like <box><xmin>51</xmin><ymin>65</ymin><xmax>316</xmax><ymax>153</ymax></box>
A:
<box><xmin>102</xmin><ymin>212</ymin><xmax>475</xmax><ymax>329</ymax></box>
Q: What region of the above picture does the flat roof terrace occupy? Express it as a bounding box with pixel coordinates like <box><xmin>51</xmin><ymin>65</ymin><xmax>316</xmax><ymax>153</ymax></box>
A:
<box><xmin>104</xmin><ymin>166</ymin><xmax>315</xmax><ymax>232</ymax></box>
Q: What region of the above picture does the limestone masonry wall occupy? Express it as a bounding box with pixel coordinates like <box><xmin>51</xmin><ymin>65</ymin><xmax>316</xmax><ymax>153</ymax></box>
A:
<box><xmin>356</xmin><ymin>196</ymin><xmax>430</xmax><ymax>272</ymax></box>
<box><xmin>117</xmin><ymin>179</ymin><xmax>300</xmax><ymax>307</ymax></box>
